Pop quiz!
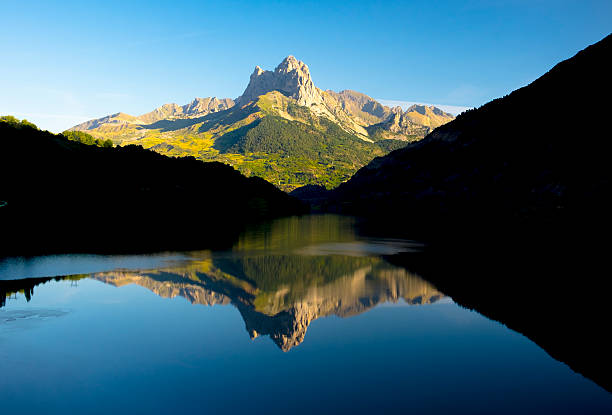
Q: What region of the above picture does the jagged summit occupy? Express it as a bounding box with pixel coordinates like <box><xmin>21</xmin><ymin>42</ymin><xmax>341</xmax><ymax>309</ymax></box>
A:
<box><xmin>405</xmin><ymin>104</ymin><xmax>452</xmax><ymax>117</ymax></box>
<box><xmin>275</xmin><ymin>55</ymin><xmax>308</xmax><ymax>74</ymax></box>
<box><xmin>139</xmin><ymin>97</ymin><xmax>235</xmax><ymax>123</ymax></box>
<box><xmin>236</xmin><ymin>55</ymin><xmax>324</xmax><ymax>107</ymax></box>
<box><xmin>71</xmin><ymin>96</ymin><xmax>235</xmax><ymax>130</ymax></box>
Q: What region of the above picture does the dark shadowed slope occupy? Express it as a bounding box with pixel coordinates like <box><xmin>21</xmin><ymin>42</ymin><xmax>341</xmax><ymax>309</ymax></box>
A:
<box><xmin>0</xmin><ymin>120</ymin><xmax>304</xmax><ymax>256</ymax></box>
<box><xmin>328</xmin><ymin>33</ymin><xmax>612</xmax><ymax>231</ymax></box>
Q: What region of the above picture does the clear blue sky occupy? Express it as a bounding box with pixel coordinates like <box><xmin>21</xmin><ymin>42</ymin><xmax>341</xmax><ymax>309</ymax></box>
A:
<box><xmin>1</xmin><ymin>0</ymin><xmax>610</xmax><ymax>132</ymax></box>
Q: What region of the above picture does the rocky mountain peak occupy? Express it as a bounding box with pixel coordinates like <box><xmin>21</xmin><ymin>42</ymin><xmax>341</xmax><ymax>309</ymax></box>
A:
<box><xmin>182</xmin><ymin>97</ymin><xmax>235</xmax><ymax>114</ymax></box>
<box><xmin>237</xmin><ymin>55</ymin><xmax>324</xmax><ymax>107</ymax></box>
<box><xmin>275</xmin><ymin>55</ymin><xmax>309</xmax><ymax>75</ymax></box>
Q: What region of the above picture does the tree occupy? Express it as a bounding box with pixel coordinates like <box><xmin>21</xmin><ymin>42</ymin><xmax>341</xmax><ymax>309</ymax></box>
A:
<box><xmin>0</xmin><ymin>115</ymin><xmax>39</xmax><ymax>130</ymax></box>
<box><xmin>62</xmin><ymin>130</ymin><xmax>112</xmax><ymax>148</ymax></box>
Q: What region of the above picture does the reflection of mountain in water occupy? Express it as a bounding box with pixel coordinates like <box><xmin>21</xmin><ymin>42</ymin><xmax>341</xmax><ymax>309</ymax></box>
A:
<box><xmin>91</xmin><ymin>255</ymin><xmax>442</xmax><ymax>351</ymax></box>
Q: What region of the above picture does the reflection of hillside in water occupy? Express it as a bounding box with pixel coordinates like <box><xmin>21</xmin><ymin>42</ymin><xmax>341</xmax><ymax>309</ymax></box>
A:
<box><xmin>91</xmin><ymin>254</ymin><xmax>442</xmax><ymax>351</ymax></box>
<box><xmin>232</xmin><ymin>214</ymin><xmax>359</xmax><ymax>253</ymax></box>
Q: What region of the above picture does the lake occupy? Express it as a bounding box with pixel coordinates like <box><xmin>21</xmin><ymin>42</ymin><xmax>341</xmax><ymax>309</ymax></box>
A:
<box><xmin>1</xmin><ymin>215</ymin><xmax>611</xmax><ymax>414</ymax></box>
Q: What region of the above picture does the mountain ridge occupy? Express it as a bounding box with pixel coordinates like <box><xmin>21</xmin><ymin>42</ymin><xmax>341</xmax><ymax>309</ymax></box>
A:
<box><xmin>72</xmin><ymin>97</ymin><xmax>235</xmax><ymax>130</ymax></box>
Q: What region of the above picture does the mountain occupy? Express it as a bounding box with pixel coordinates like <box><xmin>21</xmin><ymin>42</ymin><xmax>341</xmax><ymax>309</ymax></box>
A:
<box><xmin>70</xmin><ymin>56</ymin><xmax>454</xmax><ymax>191</ymax></box>
<box><xmin>324</xmin><ymin>33</ymin><xmax>612</xmax><ymax>228</ymax></box>
<box><xmin>0</xmin><ymin>117</ymin><xmax>304</xmax><ymax>256</ymax></box>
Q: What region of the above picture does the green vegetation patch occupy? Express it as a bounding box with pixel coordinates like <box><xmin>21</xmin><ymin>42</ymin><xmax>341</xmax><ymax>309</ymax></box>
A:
<box><xmin>63</xmin><ymin>130</ymin><xmax>113</xmax><ymax>148</ymax></box>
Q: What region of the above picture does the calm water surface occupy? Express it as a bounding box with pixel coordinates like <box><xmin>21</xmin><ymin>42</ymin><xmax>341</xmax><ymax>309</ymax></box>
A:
<box><xmin>1</xmin><ymin>215</ymin><xmax>611</xmax><ymax>414</ymax></box>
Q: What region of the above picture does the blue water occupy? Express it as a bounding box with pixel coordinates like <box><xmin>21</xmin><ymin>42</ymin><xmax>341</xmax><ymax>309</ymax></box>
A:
<box><xmin>1</xmin><ymin>215</ymin><xmax>610</xmax><ymax>414</ymax></box>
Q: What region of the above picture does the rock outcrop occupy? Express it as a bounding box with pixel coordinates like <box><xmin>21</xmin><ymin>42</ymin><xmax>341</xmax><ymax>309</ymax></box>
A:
<box><xmin>71</xmin><ymin>96</ymin><xmax>235</xmax><ymax>130</ymax></box>
<box><xmin>236</xmin><ymin>56</ymin><xmax>325</xmax><ymax>108</ymax></box>
<box><xmin>325</xmin><ymin>89</ymin><xmax>393</xmax><ymax>125</ymax></box>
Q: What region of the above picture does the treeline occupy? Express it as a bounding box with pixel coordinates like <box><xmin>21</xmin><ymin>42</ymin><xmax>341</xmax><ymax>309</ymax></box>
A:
<box><xmin>1</xmin><ymin>274</ymin><xmax>87</xmax><ymax>308</ymax></box>
<box><xmin>0</xmin><ymin>116</ymin><xmax>113</xmax><ymax>148</ymax></box>
<box><xmin>0</xmin><ymin>115</ymin><xmax>38</xmax><ymax>130</ymax></box>
<box><xmin>63</xmin><ymin>130</ymin><xmax>113</xmax><ymax>148</ymax></box>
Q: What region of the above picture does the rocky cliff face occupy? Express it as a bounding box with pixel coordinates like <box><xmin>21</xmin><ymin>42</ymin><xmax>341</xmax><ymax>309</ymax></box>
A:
<box><xmin>236</xmin><ymin>56</ymin><xmax>325</xmax><ymax>108</ymax></box>
<box><xmin>378</xmin><ymin>108</ymin><xmax>430</xmax><ymax>136</ymax></box>
<box><xmin>325</xmin><ymin>90</ymin><xmax>393</xmax><ymax>125</ymax></box>
<box><xmin>137</xmin><ymin>97</ymin><xmax>235</xmax><ymax>123</ymax></box>
<box><xmin>182</xmin><ymin>97</ymin><xmax>235</xmax><ymax>115</ymax></box>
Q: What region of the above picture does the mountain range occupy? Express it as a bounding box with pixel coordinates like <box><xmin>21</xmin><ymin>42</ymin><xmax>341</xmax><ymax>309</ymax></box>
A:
<box><xmin>71</xmin><ymin>56</ymin><xmax>454</xmax><ymax>190</ymax></box>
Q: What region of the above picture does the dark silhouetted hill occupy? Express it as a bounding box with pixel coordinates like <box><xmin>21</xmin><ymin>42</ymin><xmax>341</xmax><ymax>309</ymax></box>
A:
<box><xmin>327</xmin><ymin>33</ymin><xmax>612</xmax><ymax>234</ymax></box>
<box><xmin>0</xmin><ymin>120</ymin><xmax>305</xmax><ymax>256</ymax></box>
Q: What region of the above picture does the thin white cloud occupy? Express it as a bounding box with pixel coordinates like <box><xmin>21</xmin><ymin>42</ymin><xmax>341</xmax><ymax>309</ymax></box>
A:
<box><xmin>377</xmin><ymin>99</ymin><xmax>472</xmax><ymax>116</ymax></box>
